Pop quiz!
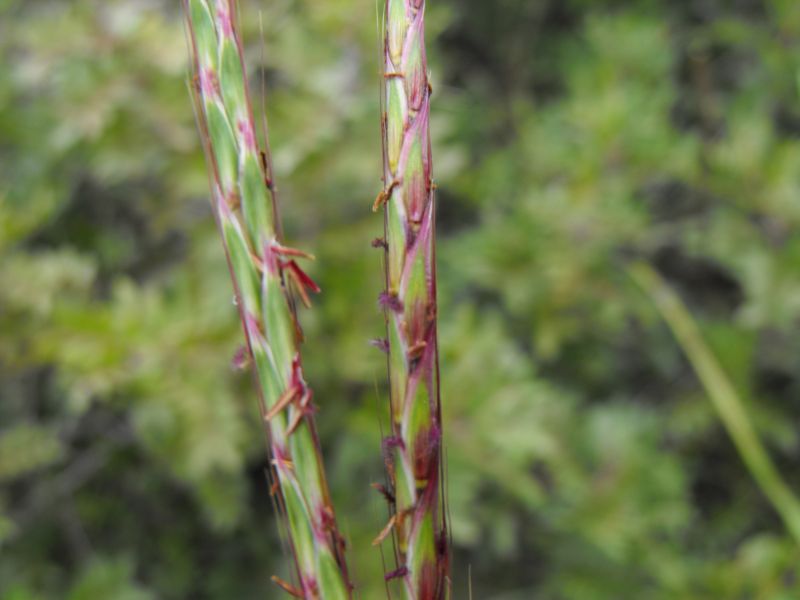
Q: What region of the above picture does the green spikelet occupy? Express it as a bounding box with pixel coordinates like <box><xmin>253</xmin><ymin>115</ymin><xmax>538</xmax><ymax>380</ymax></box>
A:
<box><xmin>377</xmin><ymin>0</ymin><xmax>449</xmax><ymax>597</ymax></box>
<box><xmin>185</xmin><ymin>1</ymin><xmax>351</xmax><ymax>597</ymax></box>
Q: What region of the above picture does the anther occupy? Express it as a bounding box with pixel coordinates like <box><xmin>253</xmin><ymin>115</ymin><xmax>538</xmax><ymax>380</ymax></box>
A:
<box><xmin>371</xmin><ymin>482</ymin><xmax>395</xmax><ymax>504</ymax></box>
<box><xmin>264</xmin><ymin>385</ymin><xmax>298</xmax><ymax>422</ymax></box>
<box><xmin>271</xmin><ymin>576</ymin><xmax>303</xmax><ymax>598</ymax></box>
<box><xmin>272</xmin><ymin>242</ymin><xmax>315</xmax><ymax>260</ymax></box>
<box><xmin>286</xmin><ymin>390</ymin><xmax>314</xmax><ymax>436</ymax></box>
<box><xmin>373</xmin><ymin>179</ymin><xmax>400</xmax><ymax>212</ymax></box>
<box><xmin>369</xmin><ymin>338</ymin><xmax>390</xmax><ymax>354</ymax></box>
<box><xmin>284</xmin><ymin>260</ymin><xmax>321</xmax><ymax>308</ymax></box>
<box><xmin>226</xmin><ymin>190</ymin><xmax>241</xmax><ymax>210</ymax></box>
<box><xmin>407</xmin><ymin>340</ymin><xmax>427</xmax><ymax>360</ymax></box>
<box><xmin>378</xmin><ymin>291</ymin><xmax>404</xmax><ymax>313</ymax></box>
<box><xmin>372</xmin><ymin>514</ymin><xmax>397</xmax><ymax>546</ymax></box>
<box><xmin>372</xmin><ymin>190</ymin><xmax>389</xmax><ymax>212</ymax></box>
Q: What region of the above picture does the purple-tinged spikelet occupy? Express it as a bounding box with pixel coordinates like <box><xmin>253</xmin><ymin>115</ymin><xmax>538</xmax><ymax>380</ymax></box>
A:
<box><xmin>185</xmin><ymin>1</ymin><xmax>351</xmax><ymax>596</ymax></box>
<box><xmin>376</xmin><ymin>0</ymin><xmax>449</xmax><ymax>597</ymax></box>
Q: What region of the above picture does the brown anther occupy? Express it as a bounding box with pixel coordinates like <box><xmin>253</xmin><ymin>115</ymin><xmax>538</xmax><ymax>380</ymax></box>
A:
<box><xmin>287</xmin><ymin>390</ymin><xmax>313</xmax><ymax>435</ymax></box>
<box><xmin>384</xmin><ymin>71</ymin><xmax>405</xmax><ymax>79</ymax></box>
<box><xmin>269</xmin><ymin>479</ymin><xmax>280</xmax><ymax>496</ymax></box>
<box><xmin>226</xmin><ymin>190</ymin><xmax>241</xmax><ymax>210</ymax></box>
<box><xmin>265</xmin><ymin>385</ymin><xmax>298</xmax><ymax>421</ymax></box>
<box><xmin>272</xmin><ymin>243</ymin><xmax>315</xmax><ymax>260</ymax></box>
<box><xmin>371</xmin><ymin>482</ymin><xmax>395</xmax><ymax>504</ymax></box>
<box><xmin>427</xmin><ymin>81</ymin><xmax>434</xmax><ymax>95</ymax></box>
<box><xmin>286</xmin><ymin>267</ymin><xmax>313</xmax><ymax>308</ymax></box>
<box><xmin>393</xmin><ymin>508</ymin><xmax>413</xmax><ymax>548</ymax></box>
<box><xmin>373</xmin><ymin>180</ymin><xmax>401</xmax><ymax>212</ymax></box>
<box><xmin>372</xmin><ymin>514</ymin><xmax>397</xmax><ymax>546</ymax></box>
<box><xmin>407</xmin><ymin>340</ymin><xmax>427</xmax><ymax>360</ymax></box>
<box><xmin>287</xmin><ymin>409</ymin><xmax>305</xmax><ymax>436</ymax></box>
<box><xmin>372</xmin><ymin>189</ymin><xmax>389</xmax><ymax>212</ymax></box>
<box><xmin>271</xmin><ymin>576</ymin><xmax>303</xmax><ymax>598</ymax></box>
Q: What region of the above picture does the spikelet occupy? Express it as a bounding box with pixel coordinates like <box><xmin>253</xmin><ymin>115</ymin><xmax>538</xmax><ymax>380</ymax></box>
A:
<box><xmin>185</xmin><ymin>1</ymin><xmax>351</xmax><ymax>597</ymax></box>
<box><xmin>376</xmin><ymin>0</ymin><xmax>449</xmax><ymax>597</ymax></box>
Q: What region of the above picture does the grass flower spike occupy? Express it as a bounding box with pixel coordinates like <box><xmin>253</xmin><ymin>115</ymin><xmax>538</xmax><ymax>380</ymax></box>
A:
<box><xmin>184</xmin><ymin>1</ymin><xmax>351</xmax><ymax>597</ymax></box>
<box><xmin>376</xmin><ymin>0</ymin><xmax>449</xmax><ymax>597</ymax></box>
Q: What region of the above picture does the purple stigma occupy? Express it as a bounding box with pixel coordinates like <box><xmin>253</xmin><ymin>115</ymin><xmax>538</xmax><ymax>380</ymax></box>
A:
<box><xmin>369</xmin><ymin>338</ymin><xmax>390</xmax><ymax>354</ymax></box>
<box><xmin>382</xmin><ymin>435</ymin><xmax>405</xmax><ymax>452</ymax></box>
<box><xmin>231</xmin><ymin>345</ymin><xmax>249</xmax><ymax>370</ymax></box>
<box><xmin>384</xmin><ymin>566</ymin><xmax>408</xmax><ymax>581</ymax></box>
<box><xmin>378</xmin><ymin>291</ymin><xmax>404</xmax><ymax>313</ymax></box>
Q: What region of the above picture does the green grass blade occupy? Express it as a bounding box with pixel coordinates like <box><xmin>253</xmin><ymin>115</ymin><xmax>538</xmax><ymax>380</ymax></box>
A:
<box><xmin>630</xmin><ymin>261</ymin><xmax>800</xmax><ymax>546</ymax></box>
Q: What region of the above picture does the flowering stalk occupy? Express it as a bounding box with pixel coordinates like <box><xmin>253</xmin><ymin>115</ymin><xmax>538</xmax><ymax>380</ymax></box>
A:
<box><xmin>184</xmin><ymin>1</ymin><xmax>351</xmax><ymax>597</ymax></box>
<box><xmin>375</xmin><ymin>0</ymin><xmax>449</xmax><ymax>597</ymax></box>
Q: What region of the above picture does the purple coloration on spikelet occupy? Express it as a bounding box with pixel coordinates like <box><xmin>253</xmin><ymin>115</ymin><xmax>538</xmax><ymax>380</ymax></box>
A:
<box><xmin>370</xmin><ymin>338</ymin><xmax>391</xmax><ymax>353</ymax></box>
<box><xmin>200</xmin><ymin>67</ymin><xmax>219</xmax><ymax>97</ymax></box>
<box><xmin>377</xmin><ymin>0</ymin><xmax>449</xmax><ymax>597</ymax></box>
<box><xmin>215</xmin><ymin>0</ymin><xmax>234</xmax><ymax>38</ymax></box>
<box><xmin>231</xmin><ymin>345</ymin><xmax>250</xmax><ymax>370</ymax></box>
<box><xmin>260</xmin><ymin>241</ymin><xmax>281</xmax><ymax>275</ymax></box>
<box><xmin>382</xmin><ymin>435</ymin><xmax>406</xmax><ymax>452</ymax></box>
<box><xmin>237</xmin><ymin>118</ymin><xmax>257</xmax><ymax>150</ymax></box>
<box><xmin>379</xmin><ymin>291</ymin><xmax>404</xmax><ymax>313</ymax></box>
<box><xmin>185</xmin><ymin>1</ymin><xmax>352</xmax><ymax>595</ymax></box>
<box><xmin>243</xmin><ymin>311</ymin><xmax>265</xmax><ymax>345</ymax></box>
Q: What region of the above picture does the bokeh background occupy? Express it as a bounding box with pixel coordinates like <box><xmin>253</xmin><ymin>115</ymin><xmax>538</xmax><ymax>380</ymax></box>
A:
<box><xmin>3</xmin><ymin>0</ymin><xmax>800</xmax><ymax>597</ymax></box>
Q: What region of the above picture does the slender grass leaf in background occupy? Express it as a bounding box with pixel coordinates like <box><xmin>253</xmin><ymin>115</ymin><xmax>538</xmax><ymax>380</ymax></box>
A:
<box><xmin>630</xmin><ymin>262</ymin><xmax>800</xmax><ymax>546</ymax></box>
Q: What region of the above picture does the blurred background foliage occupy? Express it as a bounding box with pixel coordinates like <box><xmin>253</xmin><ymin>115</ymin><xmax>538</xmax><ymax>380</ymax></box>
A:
<box><xmin>2</xmin><ymin>0</ymin><xmax>800</xmax><ymax>598</ymax></box>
